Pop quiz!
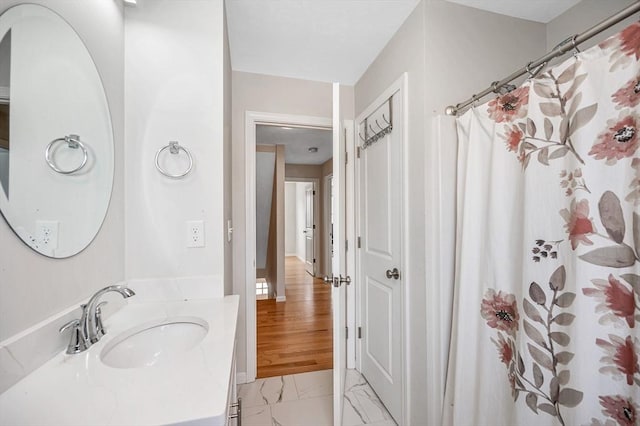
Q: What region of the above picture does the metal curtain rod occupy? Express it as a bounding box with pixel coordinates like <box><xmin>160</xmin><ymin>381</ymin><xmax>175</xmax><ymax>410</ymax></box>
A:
<box><xmin>445</xmin><ymin>1</ymin><xmax>640</xmax><ymax>116</ymax></box>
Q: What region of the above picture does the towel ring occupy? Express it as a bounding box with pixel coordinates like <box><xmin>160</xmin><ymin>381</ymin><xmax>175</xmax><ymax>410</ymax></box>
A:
<box><xmin>155</xmin><ymin>141</ymin><xmax>193</xmax><ymax>178</ymax></box>
<box><xmin>45</xmin><ymin>134</ymin><xmax>88</xmax><ymax>175</ymax></box>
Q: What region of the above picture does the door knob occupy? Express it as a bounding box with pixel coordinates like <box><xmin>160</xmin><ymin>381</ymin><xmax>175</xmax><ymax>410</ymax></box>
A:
<box><xmin>323</xmin><ymin>276</ymin><xmax>333</xmax><ymax>285</ymax></box>
<box><xmin>385</xmin><ymin>268</ymin><xmax>400</xmax><ymax>280</ymax></box>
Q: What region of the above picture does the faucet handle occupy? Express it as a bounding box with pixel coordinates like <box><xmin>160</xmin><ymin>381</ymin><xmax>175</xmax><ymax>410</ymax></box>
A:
<box><xmin>94</xmin><ymin>301</ymin><xmax>108</xmax><ymax>341</ymax></box>
<box><xmin>59</xmin><ymin>319</ymin><xmax>89</xmax><ymax>354</ymax></box>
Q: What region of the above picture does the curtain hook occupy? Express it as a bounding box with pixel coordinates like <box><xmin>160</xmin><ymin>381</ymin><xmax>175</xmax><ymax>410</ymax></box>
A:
<box><xmin>571</xmin><ymin>34</ymin><xmax>580</xmax><ymax>56</ymax></box>
<box><xmin>382</xmin><ymin>113</ymin><xmax>390</xmax><ymax>125</ymax></box>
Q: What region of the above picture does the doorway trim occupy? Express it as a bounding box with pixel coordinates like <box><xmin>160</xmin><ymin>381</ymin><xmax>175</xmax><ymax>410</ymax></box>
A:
<box><xmin>245</xmin><ymin>111</ymin><xmax>332</xmax><ymax>382</ymax></box>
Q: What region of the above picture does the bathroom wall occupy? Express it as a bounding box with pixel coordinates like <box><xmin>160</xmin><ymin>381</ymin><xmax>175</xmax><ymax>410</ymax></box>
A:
<box><xmin>355</xmin><ymin>0</ymin><xmax>546</xmax><ymax>423</ymax></box>
<box><xmin>124</xmin><ymin>0</ymin><xmax>227</xmax><ymax>283</ymax></box>
<box><xmin>547</xmin><ymin>0</ymin><xmax>636</xmax><ymax>53</ymax></box>
<box><xmin>0</xmin><ymin>0</ymin><xmax>124</xmax><ymax>393</ymax></box>
<box><xmin>0</xmin><ymin>0</ymin><xmax>124</xmax><ymax>341</ymax></box>
<box><xmin>223</xmin><ymin>3</ymin><xmax>233</xmax><ymax>296</ymax></box>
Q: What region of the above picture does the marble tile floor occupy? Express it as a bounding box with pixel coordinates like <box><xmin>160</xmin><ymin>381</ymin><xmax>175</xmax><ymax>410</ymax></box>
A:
<box><xmin>238</xmin><ymin>368</ymin><xmax>396</xmax><ymax>426</ymax></box>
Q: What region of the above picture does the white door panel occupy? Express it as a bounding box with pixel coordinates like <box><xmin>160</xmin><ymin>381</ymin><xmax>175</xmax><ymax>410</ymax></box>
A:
<box><xmin>359</xmin><ymin>91</ymin><xmax>403</xmax><ymax>423</ymax></box>
<box><xmin>332</xmin><ymin>82</ymin><xmax>347</xmax><ymax>426</ymax></box>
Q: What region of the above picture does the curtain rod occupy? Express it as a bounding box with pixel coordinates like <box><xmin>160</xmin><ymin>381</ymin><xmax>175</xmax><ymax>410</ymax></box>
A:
<box><xmin>444</xmin><ymin>1</ymin><xmax>640</xmax><ymax>116</ymax></box>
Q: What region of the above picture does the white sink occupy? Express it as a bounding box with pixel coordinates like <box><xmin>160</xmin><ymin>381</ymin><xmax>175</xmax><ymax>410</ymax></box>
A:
<box><xmin>100</xmin><ymin>317</ymin><xmax>209</xmax><ymax>369</ymax></box>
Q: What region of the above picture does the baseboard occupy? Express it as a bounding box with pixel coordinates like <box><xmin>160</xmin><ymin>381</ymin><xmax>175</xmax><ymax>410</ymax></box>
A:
<box><xmin>236</xmin><ymin>372</ymin><xmax>247</xmax><ymax>384</ymax></box>
<box><xmin>276</xmin><ymin>296</ymin><xmax>286</xmax><ymax>303</ymax></box>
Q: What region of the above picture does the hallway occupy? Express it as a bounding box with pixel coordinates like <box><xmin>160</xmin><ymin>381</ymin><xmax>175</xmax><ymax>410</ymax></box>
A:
<box><xmin>257</xmin><ymin>256</ymin><xmax>332</xmax><ymax>378</ymax></box>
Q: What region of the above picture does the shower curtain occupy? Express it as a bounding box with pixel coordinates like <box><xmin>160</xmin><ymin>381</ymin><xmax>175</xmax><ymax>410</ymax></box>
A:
<box><xmin>444</xmin><ymin>23</ymin><xmax>640</xmax><ymax>426</ymax></box>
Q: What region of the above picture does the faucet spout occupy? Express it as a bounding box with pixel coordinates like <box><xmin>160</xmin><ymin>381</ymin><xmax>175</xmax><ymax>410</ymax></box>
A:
<box><xmin>82</xmin><ymin>285</ymin><xmax>136</xmax><ymax>344</ymax></box>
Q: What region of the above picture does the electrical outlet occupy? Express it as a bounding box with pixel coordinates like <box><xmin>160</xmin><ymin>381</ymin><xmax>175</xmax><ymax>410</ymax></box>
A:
<box><xmin>37</xmin><ymin>220</ymin><xmax>59</xmax><ymax>250</ymax></box>
<box><xmin>186</xmin><ymin>220</ymin><xmax>205</xmax><ymax>248</ymax></box>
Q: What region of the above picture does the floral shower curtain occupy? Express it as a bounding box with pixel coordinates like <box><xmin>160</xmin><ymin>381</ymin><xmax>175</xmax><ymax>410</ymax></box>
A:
<box><xmin>444</xmin><ymin>23</ymin><xmax>640</xmax><ymax>426</ymax></box>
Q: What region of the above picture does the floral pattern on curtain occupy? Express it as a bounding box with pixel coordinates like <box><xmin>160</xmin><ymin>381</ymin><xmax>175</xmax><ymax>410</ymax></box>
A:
<box><xmin>445</xmin><ymin>23</ymin><xmax>640</xmax><ymax>426</ymax></box>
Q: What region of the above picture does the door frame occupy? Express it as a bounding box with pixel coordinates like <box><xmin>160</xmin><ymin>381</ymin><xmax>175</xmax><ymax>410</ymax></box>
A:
<box><xmin>354</xmin><ymin>73</ymin><xmax>408</xmax><ymax>423</ymax></box>
<box><xmin>285</xmin><ymin>178</ymin><xmax>320</xmax><ymax>277</ymax></box>
<box><xmin>244</xmin><ymin>111</ymin><xmax>332</xmax><ymax>382</ymax></box>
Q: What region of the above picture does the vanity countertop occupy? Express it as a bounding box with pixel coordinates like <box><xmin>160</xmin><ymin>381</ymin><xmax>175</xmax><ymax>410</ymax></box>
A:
<box><xmin>0</xmin><ymin>295</ymin><xmax>239</xmax><ymax>426</ymax></box>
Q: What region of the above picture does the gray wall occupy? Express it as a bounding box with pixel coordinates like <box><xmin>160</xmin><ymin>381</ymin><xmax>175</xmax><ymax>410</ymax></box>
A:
<box><xmin>355</xmin><ymin>0</ymin><xmax>546</xmax><ymax>423</ymax></box>
<box><xmin>0</xmin><ymin>0</ymin><xmax>124</xmax><ymax>341</ymax></box>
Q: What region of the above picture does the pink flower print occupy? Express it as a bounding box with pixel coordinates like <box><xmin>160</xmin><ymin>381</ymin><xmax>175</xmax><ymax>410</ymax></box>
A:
<box><xmin>619</xmin><ymin>23</ymin><xmax>640</xmax><ymax>61</ymax></box>
<box><xmin>612</xmin><ymin>76</ymin><xmax>640</xmax><ymax>109</ymax></box>
<box><xmin>599</xmin><ymin>395</ymin><xmax>639</xmax><ymax>426</ymax></box>
<box><xmin>502</xmin><ymin>124</ymin><xmax>523</xmax><ymax>152</ymax></box>
<box><xmin>590</xmin><ymin>115</ymin><xmax>639</xmax><ymax>164</ymax></box>
<box><xmin>559</xmin><ymin>199</ymin><xmax>595</xmax><ymax>250</ymax></box>
<box><xmin>583</xmin><ymin>275</ymin><xmax>637</xmax><ymax>328</ymax></box>
<box><xmin>480</xmin><ymin>289</ymin><xmax>519</xmax><ymax>336</ymax></box>
<box><xmin>491</xmin><ymin>332</ymin><xmax>515</xmax><ymax>367</ymax></box>
<box><xmin>487</xmin><ymin>86</ymin><xmax>529</xmax><ymax>123</ymax></box>
<box><xmin>597</xmin><ymin>334</ymin><xmax>640</xmax><ymax>386</ymax></box>
<box><xmin>600</xmin><ymin>22</ymin><xmax>640</xmax><ymax>71</ymax></box>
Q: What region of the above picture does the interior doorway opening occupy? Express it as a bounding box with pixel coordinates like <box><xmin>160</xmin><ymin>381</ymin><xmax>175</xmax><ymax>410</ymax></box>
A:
<box><xmin>252</xmin><ymin>118</ymin><xmax>334</xmax><ymax>379</ymax></box>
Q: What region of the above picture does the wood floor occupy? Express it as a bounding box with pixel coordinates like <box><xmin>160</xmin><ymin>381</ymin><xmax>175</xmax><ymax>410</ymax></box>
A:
<box><xmin>257</xmin><ymin>256</ymin><xmax>333</xmax><ymax>378</ymax></box>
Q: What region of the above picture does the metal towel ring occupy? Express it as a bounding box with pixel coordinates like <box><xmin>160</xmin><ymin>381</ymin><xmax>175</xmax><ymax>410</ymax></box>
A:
<box><xmin>45</xmin><ymin>134</ymin><xmax>88</xmax><ymax>175</ymax></box>
<box><xmin>155</xmin><ymin>141</ymin><xmax>193</xmax><ymax>178</ymax></box>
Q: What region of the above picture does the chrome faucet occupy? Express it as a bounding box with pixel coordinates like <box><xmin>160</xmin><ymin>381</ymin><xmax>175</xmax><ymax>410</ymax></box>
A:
<box><xmin>59</xmin><ymin>285</ymin><xmax>135</xmax><ymax>354</ymax></box>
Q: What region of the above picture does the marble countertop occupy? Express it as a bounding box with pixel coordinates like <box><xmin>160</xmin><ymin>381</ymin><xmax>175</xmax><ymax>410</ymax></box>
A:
<box><xmin>0</xmin><ymin>295</ymin><xmax>239</xmax><ymax>426</ymax></box>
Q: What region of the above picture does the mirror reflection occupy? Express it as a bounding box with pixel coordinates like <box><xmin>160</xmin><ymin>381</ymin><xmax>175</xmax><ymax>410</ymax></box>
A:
<box><xmin>0</xmin><ymin>5</ymin><xmax>114</xmax><ymax>258</ymax></box>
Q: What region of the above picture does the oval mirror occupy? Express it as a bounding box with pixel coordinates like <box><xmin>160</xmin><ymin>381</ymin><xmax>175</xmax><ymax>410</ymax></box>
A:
<box><xmin>0</xmin><ymin>4</ymin><xmax>114</xmax><ymax>258</ymax></box>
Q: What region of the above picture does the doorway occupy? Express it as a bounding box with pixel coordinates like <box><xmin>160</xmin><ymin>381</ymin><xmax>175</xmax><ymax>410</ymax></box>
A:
<box><xmin>249</xmin><ymin>115</ymin><xmax>335</xmax><ymax>379</ymax></box>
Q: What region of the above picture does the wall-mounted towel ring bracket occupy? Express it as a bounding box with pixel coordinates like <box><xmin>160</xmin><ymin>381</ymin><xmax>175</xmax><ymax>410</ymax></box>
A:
<box><xmin>155</xmin><ymin>141</ymin><xmax>193</xmax><ymax>179</ymax></box>
<box><xmin>45</xmin><ymin>134</ymin><xmax>88</xmax><ymax>175</ymax></box>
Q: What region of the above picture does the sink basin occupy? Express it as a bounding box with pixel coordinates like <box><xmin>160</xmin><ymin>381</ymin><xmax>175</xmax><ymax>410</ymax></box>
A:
<box><xmin>100</xmin><ymin>317</ymin><xmax>209</xmax><ymax>369</ymax></box>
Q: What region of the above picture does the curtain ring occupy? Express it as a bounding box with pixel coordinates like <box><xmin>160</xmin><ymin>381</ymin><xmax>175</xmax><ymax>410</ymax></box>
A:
<box><xmin>526</xmin><ymin>61</ymin><xmax>535</xmax><ymax>79</ymax></box>
<box><xmin>491</xmin><ymin>81</ymin><xmax>500</xmax><ymax>94</ymax></box>
<box><xmin>571</xmin><ymin>34</ymin><xmax>580</xmax><ymax>55</ymax></box>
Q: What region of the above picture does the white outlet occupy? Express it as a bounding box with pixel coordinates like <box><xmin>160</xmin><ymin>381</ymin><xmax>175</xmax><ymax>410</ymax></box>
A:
<box><xmin>186</xmin><ymin>220</ymin><xmax>205</xmax><ymax>248</ymax></box>
<box><xmin>37</xmin><ymin>220</ymin><xmax>59</xmax><ymax>250</ymax></box>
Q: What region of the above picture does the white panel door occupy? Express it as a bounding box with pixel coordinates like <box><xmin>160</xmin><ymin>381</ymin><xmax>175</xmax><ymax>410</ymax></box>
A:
<box><xmin>332</xmin><ymin>82</ymin><xmax>347</xmax><ymax>426</ymax></box>
<box><xmin>304</xmin><ymin>184</ymin><xmax>315</xmax><ymax>275</ymax></box>
<box><xmin>359</xmin><ymin>92</ymin><xmax>402</xmax><ymax>422</ymax></box>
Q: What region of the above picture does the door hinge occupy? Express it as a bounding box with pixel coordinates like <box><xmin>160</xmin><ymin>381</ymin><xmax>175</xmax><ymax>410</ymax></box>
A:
<box><xmin>313</xmin><ymin>224</ymin><xmax>316</xmax><ymax>229</ymax></box>
<box><xmin>345</xmin><ymin>152</ymin><xmax>348</xmax><ymax>165</ymax></box>
<box><xmin>356</xmin><ymin>146</ymin><xmax>361</xmax><ymax>158</ymax></box>
<box><xmin>358</xmin><ymin>326</ymin><xmax>362</xmax><ymax>339</ymax></box>
<box><xmin>357</xmin><ymin>236</ymin><xmax>361</xmax><ymax>248</ymax></box>
<box><xmin>313</xmin><ymin>190</ymin><xmax>316</xmax><ymax>195</ymax></box>
<box><xmin>345</xmin><ymin>240</ymin><xmax>348</xmax><ymax>251</ymax></box>
<box><xmin>346</xmin><ymin>326</ymin><xmax>348</xmax><ymax>339</ymax></box>
<box><xmin>313</xmin><ymin>258</ymin><xmax>316</xmax><ymax>263</ymax></box>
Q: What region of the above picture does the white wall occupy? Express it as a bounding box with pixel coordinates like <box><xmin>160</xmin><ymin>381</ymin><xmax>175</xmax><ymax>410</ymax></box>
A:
<box><xmin>223</xmin><ymin>2</ymin><xmax>233</xmax><ymax>296</ymax></box>
<box><xmin>124</xmin><ymin>0</ymin><xmax>226</xmax><ymax>282</ymax></box>
<box><xmin>0</xmin><ymin>0</ymin><xmax>124</xmax><ymax>342</ymax></box>
<box><xmin>355</xmin><ymin>1</ymin><xmax>546</xmax><ymax>423</ymax></box>
<box><xmin>284</xmin><ymin>182</ymin><xmax>297</xmax><ymax>255</ymax></box>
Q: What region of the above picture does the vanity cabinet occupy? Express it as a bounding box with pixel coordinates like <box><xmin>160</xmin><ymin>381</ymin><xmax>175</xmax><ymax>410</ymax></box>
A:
<box><xmin>226</xmin><ymin>344</ymin><xmax>240</xmax><ymax>426</ymax></box>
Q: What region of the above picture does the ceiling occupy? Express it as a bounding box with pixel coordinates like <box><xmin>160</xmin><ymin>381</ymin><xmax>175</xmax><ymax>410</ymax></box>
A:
<box><xmin>444</xmin><ymin>0</ymin><xmax>582</xmax><ymax>23</ymax></box>
<box><xmin>256</xmin><ymin>125</ymin><xmax>332</xmax><ymax>165</ymax></box>
<box><xmin>226</xmin><ymin>0</ymin><xmax>421</xmax><ymax>85</ymax></box>
<box><xmin>226</xmin><ymin>0</ymin><xmax>583</xmax><ymax>85</ymax></box>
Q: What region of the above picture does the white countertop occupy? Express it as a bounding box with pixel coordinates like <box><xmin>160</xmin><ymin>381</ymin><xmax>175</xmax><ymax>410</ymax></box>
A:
<box><xmin>0</xmin><ymin>295</ymin><xmax>239</xmax><ymax>426</ymax></box>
